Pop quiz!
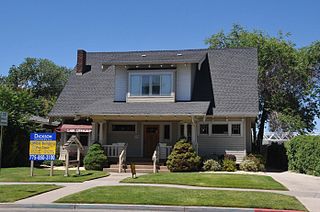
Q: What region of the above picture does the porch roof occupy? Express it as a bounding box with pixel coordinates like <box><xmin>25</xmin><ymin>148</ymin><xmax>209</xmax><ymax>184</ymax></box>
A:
<box><xmin>77</xmin><ymin>100</ymin><xmax>210</xmax><ymax>116</ymax></box>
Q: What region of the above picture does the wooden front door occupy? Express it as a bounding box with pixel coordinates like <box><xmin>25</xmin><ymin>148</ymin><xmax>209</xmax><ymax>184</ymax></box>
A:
<box><xmin>143</xmin><ymin>125</ymin><xmax>160</xmax><ymax>158</ymax></box>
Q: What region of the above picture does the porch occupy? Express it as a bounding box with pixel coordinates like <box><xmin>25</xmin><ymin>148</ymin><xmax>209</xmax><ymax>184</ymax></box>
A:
<box><xmin>91</xmin><ymin>120</ymin><xmax>198</xmax><ymax>173</ymax></box>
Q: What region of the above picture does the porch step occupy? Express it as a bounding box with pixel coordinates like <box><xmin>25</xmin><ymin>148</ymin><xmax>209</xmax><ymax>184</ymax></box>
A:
<box><xmin>104</xmin><ymin>165</ymin><xmax>169</xmax><ymax>173</ymax></box>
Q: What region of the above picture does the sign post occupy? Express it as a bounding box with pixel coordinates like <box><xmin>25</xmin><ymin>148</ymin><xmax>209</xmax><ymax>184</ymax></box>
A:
<box><xmin>29</xmin><ymin>133</ymin><xmax>56</xmax><ymax>176</ymax></box>
<box><xmin>0</xmin><ymin>111</ymin><xmax>8</xmax><ymax>175</ymax></box>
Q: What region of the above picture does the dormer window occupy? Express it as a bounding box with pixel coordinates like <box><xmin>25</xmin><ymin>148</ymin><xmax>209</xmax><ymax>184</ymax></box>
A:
<box><xmin>129</xmin><ymin>73</ymin><xmax>173</xmax><ymax>97</ymax></box>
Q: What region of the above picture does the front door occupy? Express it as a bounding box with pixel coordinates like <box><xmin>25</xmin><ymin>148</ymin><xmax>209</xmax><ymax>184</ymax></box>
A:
<box><xmin>143</xmin><ymin>125</ymin><xmax>160</xmax><ymax>158</ymax></box>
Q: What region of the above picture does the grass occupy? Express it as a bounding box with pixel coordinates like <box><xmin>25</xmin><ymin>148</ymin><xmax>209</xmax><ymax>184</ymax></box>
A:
<box><xmin>56</xmin><ymin>186</ymin><xmax>306</xmax><ymax>211</ymax></box>
<box><xmin>121</xmin><ymin>172</ymin><xmax>287</xmax><ymax>190</ymax></box>
<box><xmin>0</xmin><ymin>184</ymin><xmax>61</xmax><ymax>202</ymax></box>
<box><xmin>0</xmin><ymin>167</ymin><xmax>108</xmax><ymax>182</ymax></box>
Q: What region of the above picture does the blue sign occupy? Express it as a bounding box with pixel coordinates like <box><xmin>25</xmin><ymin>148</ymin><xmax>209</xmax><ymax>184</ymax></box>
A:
<box><xmin>30</xmin><ymin>133</ymin><xmax>56</xmax><ymax>141</ymax></box>
<box><xmin>29</xmin><ymin>155</ymin><xmax>56</xmax><ymax>161</ymax></box>
<box><xmin>29</xmin><ymin>132</ymin><xmax>56</xmax><ymax>161</ymax></box>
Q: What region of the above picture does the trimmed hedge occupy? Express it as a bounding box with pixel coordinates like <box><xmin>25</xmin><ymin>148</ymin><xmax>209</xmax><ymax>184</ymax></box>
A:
<box><xmin>83</xmin><ymin>143</ymin><xmax>108</xmax><ymax>170</ymax></box>
<box><xmin>166</xmin><ymin>139</ymin><xmax>201</xmax><ymax>172</ymax></box>
<box><xmin>285</xmin><ymin>135</ymin><xmax>320</xmax><ymax>176</ymax></box>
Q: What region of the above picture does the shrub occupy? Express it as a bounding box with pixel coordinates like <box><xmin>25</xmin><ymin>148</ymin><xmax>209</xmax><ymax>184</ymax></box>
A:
<box><xmin>224</xmin><ymin>154</ymin><xmax>236</xmax><ymax>162</ymax></box>
<box><xmin>240</xmin><ymin>160</ymin><xmax>259</xmax><ymax>171</ymax></box>
<box><xmin>223</xmin><ymin>159</ymin><xmax>236</xmax><ymax>172</ymax></box>
<box><xmin>285</xmin><ymin>135</ymin><xmax>320</xmax><ymax>176</ymax></box>
<box><xmin>203</xmin><ymin>159</ymin><xmax>222</xmax><ymax>171</ymax></box>
<box><xmin>240</xmin><ymin>154</ymin><xmax>265</xmax><ymax>172</ymax></box>
<box><xmin>166</xmin><ymin>139</ymin><xmax>201</xmax><ymax>172</ymax></box>
<box><xmin>42</xmin><ymin>160</ymin><xmax>64</xmax><ymax>166</ymax></box>
<box><xmin>83</xmin><ymin>144</ymin><xmax>108</xmax><ymax>170</ymax></box>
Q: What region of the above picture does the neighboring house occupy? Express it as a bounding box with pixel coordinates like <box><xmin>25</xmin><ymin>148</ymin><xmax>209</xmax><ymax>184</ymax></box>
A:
<box><xmin>49</xmin><ymin>48</ymin><xmax>258</xmax><ymax>163</ymax></box>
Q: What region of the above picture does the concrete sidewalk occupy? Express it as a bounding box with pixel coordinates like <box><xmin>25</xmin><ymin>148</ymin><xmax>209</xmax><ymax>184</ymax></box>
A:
<box><xmin>266</xmin><ymin>172</ymin><xmax>320</xmax><ymax>212</ymax></box>
<box><xmin>2</xmin><ymin>171</ymin><xmax>318</xmax><ymax>211</ymax></box>
<box><xmin>15</xmin><ymin>173</ymin><xmax>133</xmax><ymax>204</ymax></box>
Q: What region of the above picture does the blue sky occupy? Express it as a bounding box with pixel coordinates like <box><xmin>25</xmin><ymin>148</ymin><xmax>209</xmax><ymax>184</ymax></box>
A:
<box><xmin>0</xmin><ymin>0</ymin><xmax>319</xmax><ymax>131</ymax></box>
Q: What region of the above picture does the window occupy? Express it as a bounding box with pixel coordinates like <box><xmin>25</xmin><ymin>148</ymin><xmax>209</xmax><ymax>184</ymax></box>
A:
<box><xmin>180</xmin><ymin>125</ymin><xmax>184</xmax><ymax>138</ymax></box>
<box><xmin>212</xmin><ymin>124</ymin><xmax>228</xmax><ymax>135</ymax></box>
<box><xmin>129</xmin><ymin>74</ymin><xmax>172</xmax><ymax>96</ymax></box>
<box><xmin>112</xmin><ymin>124</ymin><xmax>135</xmax><ymax>132</ymax></box>
<box><xmin>187</xmin><ymin>124</ymin><xmax>192</xmax><ymax>141</ymax></box>
<box><xmin>164</xmin><ymin>125</ymin><xmax>170</xmax><ymax>140</ymax></box>
<box><xmin>199</xmin><ymin>124</ymin><xmax>209</xmax><ymax>135</ymax></box>
<box><xmin>231</xmin><ymin>124</ymin><xmax>241</xmax><ymax>135</ymax></box>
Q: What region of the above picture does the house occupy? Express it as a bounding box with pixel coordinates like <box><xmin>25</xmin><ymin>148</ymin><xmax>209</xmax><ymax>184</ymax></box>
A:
<box><xmin>49</xmin><ymin>48</ymin><xmax>258</xmax><ymax>165</ymax></box>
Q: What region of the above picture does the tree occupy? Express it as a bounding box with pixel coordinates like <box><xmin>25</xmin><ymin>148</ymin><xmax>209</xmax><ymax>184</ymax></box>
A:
<box><xmin>206</xmin><ymin>25</ymin><xmax>320</xmax><ymax>151</ymax></box>
<box><xmin>6</xmin><ymin>58</ymin><xmax>71</xmax><ymax>98</ymax></box>
<box><xmin>0</xmin><ymin>58</ymin><xmax>71</xmax><ymax>167</ymax></box>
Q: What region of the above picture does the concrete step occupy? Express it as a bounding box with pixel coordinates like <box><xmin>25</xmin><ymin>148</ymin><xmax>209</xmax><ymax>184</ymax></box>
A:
<box><xmin>110</xmin><ymin>164</ymin><xmax>154</xmax><ymax>169</ymax></box>
<box><xmin>104</xmin><ymin>165</ymin><xmax>169</xmax><ymax>173</ymax></box>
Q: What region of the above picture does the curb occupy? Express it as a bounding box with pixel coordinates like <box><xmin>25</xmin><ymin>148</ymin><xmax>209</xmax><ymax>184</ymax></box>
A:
<box><xmin>0</xmin><ymin>203</ymin><xmax>304</xmax><ymax>212</ymax></box>
<box><xmin>0</xmin><ymin>203</ymin><xmax>255</xmax><ymax>211</ymax></box>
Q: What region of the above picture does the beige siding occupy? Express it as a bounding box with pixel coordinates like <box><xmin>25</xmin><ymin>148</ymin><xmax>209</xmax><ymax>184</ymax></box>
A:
<box><xmin>176</xmin><ymin>64</ymin><xmax>192</xmax><ymax>101</ymax></box>
<box><xmin>106</xmin><ymin>121</ymin><xmax>178</xmax><ymax>157</ymax></box>
<box><xmin>114</xmin><ymin>66</ymin><xmax>127</xmax><ymax>101</ymax></box>
<box><xmin>197</xmin><ymin>119</ymin><xmax>249</xmax><ymax>163</ymax></box>
<box><xmin>107</xmin><ymin>122</ymin><xmax>142</xmax><ymax>157</ymax></box>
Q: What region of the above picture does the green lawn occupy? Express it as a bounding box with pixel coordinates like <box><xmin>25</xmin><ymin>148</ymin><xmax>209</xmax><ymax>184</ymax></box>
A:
<box><xmin>0</xmin><ymin>184</ymin><xmax>61</xmax><ymax>202</ymax></box>
<box><xmin>56</xmin><ymin>186</ymin><xmax>306</xmax><ymax>211</ymax></box>
<box><xmin>121</xmin><ymin>173</ymin><xmax>287</xmax><ymax>190</ymax></box>
<box><xmin>0</xmin><ymin>167</ymin><xmax>108</xmax><ymax>182</ymax></box>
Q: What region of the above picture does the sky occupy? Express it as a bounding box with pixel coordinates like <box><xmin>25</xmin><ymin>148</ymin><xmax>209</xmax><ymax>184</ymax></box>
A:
<box><xmin>0</xmin><ymin>0</ymin><xmax>319</xmax><ymax>131</ymax></box>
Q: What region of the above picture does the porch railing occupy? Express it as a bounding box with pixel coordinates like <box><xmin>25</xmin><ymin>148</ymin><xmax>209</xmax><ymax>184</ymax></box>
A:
<box><xmin>152</xmin><ymin>143</ymin><xmax>173</xmax><ymax>173</ymax></box>
<box><xmin>118</xmin><ymin>144</ymin><xmax>128</xmax><ymax>173</ymax></box>
<box><xmin>103</xmin><ymin>143</ymin><xmax>127</xmax><ymax>158</ymax></box>
<box><xmin>152</xmin><ymin>144</ymin><xmax>160</xmax><ymax>173</ymax></box>
<box><xmin>159</xmin><ymin>144</ymin><xmax>172</xmax><ymax>160</ymax></box>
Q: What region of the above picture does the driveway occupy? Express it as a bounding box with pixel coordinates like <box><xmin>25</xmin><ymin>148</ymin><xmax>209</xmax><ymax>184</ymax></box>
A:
<box><xmin>266</xmin><ymin>171</ymin><xmax>320</xmax><ymax>212</ymax></box>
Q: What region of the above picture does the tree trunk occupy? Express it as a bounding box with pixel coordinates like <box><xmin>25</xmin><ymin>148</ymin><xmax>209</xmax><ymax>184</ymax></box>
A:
<box><xmin>257</xmin><ymin>109</ymin><xmax>268</xmax><ymax>153</ymax></box>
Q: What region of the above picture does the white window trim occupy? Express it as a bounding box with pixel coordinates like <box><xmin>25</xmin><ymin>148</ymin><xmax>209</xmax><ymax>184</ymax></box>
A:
<box><xmin>211</xmin><ymin>121</ymin><xmax>230</xmax><ymax>136</ymax></box>
<box><xmin>110</xmin><ymin>122</ymin><xmax>137</xmax><ymax>133</ymax></box>
<box><xmin>197</xmin><ymin>121</ymin><xmax>243</xmax><ymax>137</ymax></box>
<box><xmin>198</xmin><ymin>122</ymin><xmax>210</xmax><ymax>136</ymax></box>
<box><xmin>128</xmin><ymin>71</ymin><xmax>174</xmax><ymax>98</ymax></box>
<box><xmin>230</xmin><ymin>121</ymin><xmax>243</xmax><ymax>137</ymax></box>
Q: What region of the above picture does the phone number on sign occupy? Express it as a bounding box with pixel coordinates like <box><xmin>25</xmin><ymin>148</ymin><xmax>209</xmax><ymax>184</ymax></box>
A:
<box><xmin>29</xmin><ymin>155</ymin><xmax>56</xmax><ymax>161</ymax></box>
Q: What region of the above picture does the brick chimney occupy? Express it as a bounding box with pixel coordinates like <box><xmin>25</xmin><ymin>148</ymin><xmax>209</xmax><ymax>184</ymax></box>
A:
<box><xmin>76</xmin><ymin>49</ymin><xmax>86</xmax><ymax>75</ymax></box>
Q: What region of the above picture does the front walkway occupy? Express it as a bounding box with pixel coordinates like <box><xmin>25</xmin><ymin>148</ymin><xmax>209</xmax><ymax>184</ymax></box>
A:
<box><xmin>266</xmin><ymin>171</ymin><xmax>320</xmax><ymax>212</ymax></box>
<box><xmin>0</xmin><ymin>171</ymin><xmax>319</xmax><ymax>211</ymax></box>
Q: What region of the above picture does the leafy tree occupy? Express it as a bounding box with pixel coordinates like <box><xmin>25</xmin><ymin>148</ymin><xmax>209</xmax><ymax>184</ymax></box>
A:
<box><xmin>206</xmin><ymin>25</ymin><xmax>320</xmax><ymax>151</ymax></box>
<box><xmin>0</xmin><ymin>86</ymin><xmax>46</xmax><ymax>166</ymax></box>
<box><xmin>6</xmin><ymin>58</ymin><xmax>71</xmax><ymax>98</ymax></box>
<box><xmin>0</xmin><ymin>58</ymin><xmax>71</xmax><ymax>167</ymax></box>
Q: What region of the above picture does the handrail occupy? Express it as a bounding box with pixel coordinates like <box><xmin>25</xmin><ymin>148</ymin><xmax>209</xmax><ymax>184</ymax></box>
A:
<box><xmin>118</xmin><ymin>143</ymin><xmax>128</xmax><ymax>173</ymax></box>
<box><xmin>152</xmin><ymin>144</ymin><xmax>160</xmax><ymax>173</ymax></box>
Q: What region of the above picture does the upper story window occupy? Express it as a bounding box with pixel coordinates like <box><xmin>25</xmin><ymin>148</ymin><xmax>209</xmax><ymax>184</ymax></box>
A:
<box><xmin>129</xmin><ymin>73</ymin><xmax>172</xmax><ymax>96</ymax></box>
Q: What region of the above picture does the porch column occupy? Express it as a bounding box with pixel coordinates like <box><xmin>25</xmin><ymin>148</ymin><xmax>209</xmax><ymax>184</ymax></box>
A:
<box><xmin>91</xmin><ymin>122</ymin><xmax>98</xmax><ymax>145</ymax></box>
<box><xmin>191</xmin><ymin>123</ymin><xmax>198</xmax><ymax>153</ymax></box>
<box><xmin>99</xmin><ymin>122</ymin><xmax>104</xmax><ymax>144</ymax></box>
<box><xmin>183</xmin><ymin>123</ymin><xmax>188</xmax><ymax>138</ymax></box>
<box><xmin>61</xmin><ymin>132</ymin><xmax>67</xmax><ymax>144</ymax></box>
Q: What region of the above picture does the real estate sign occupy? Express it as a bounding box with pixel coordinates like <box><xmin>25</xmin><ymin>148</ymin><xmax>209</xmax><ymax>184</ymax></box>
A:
<box><xmin>29</xmin><ymin>133</ymin><xmax>56</xmax><ymax>161</ymax></box>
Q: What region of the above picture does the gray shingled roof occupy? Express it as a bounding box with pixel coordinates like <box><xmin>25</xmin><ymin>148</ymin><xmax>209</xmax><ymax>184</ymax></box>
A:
<box><xmin>79</xmin><ymin>100</ymin><xmax>210</xmax><ymax>116</ymax></box>
<box><xmin>89</xmin><ymin>49</ymin><xmax>207</xmax><ymax>65</ymax></box>
<box><xmin>208</xmin><ymin>49</ymin><xmax>259</xmax><ymax>117</ymax></box>
<box><xmin>49</xmin><ymin>48</ymin><xmax>258</xmax><ymax>118</ymax></box>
